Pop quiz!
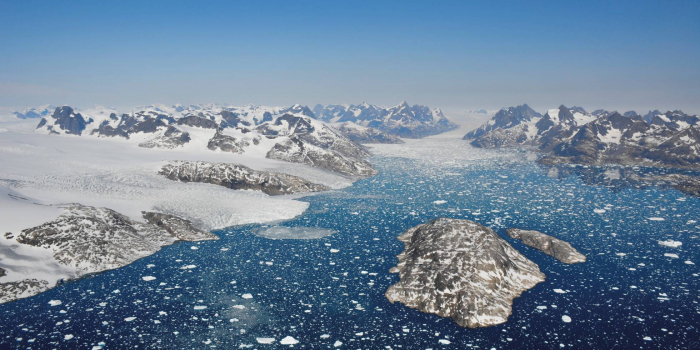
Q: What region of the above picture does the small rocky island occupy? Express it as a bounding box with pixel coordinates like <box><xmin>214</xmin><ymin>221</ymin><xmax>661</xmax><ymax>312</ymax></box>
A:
<box><xmin>385</xmin><ymin>218</ymin><xmax>546</xmax><ymax>328</ymax></box>
<box><xmin>506</xmin><ymin>229</ymin><xmax>586</xmax><ymax>264</ymax></box>
<box><xmin>160</xmin><ymin>161</ymin><xmax>330</xmax><ymax>195</ymax></box>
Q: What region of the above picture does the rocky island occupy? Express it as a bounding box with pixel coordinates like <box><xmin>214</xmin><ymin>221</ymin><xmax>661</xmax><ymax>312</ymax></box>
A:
<box><xmin>506</xmin><ymin>229</ymin><xmax>586</xmax><ymax>264</ymax></box>
<box><xmin>160</xmin><ymin>161</ymin><xmax>330</xmax><ymax>195</ymax></box>
<box><xmin>385</xmin><ymin>218</ymin><xmax>546</xmax><ymax>328</ymax></box>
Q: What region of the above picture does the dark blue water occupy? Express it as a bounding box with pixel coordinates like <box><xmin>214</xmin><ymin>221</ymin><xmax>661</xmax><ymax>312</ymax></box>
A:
<box><xmin>1</xmin><ymin>147</ymin><xmax>699</xmax><ymax>349</ymax></box>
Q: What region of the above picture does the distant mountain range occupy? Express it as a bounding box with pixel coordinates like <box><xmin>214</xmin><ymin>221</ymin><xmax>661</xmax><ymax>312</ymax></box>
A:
<box><xmin>464</xmin><ymin>104</ymin><xmax>700</xmax><ymax>169</ymax></box>
<box><xmin>17</xmin><ymin>101</ymin><xmax>457</xmax><ymax>139</ymax></box>
<box><xmin>28</xmin><ymin>102</ymin><xmax>455</xmax><ymax>176</ymax></box>
<box><xmin>312</xmin><ymin>101</ymin><xmax>458</xmax><ymax>138</ymax></box>
<box><xmin>11</xmin><ymin>105</ymin><xmax>56</xmax><ymax>119</ymax></box>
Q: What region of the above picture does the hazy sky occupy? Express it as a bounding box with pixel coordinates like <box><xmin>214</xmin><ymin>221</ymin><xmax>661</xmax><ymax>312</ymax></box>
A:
<box><xmin>1</xmin><ymin>0</ymin><xmax>699</xmax><ymax>115</ymax></box>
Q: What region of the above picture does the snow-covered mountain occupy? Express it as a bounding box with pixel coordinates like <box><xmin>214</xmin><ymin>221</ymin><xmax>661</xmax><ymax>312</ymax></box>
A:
<box><xmin>335</xmin><ymin>122</ymin><xmax>404</xmax><ymax>144</ymax></box>
<box><xmin>464</xmin><ymin>105</ymin><xmax>700</xmax><ymax>169</ymax></box>
<box><xmin>313</xmin><ymin>101</ymin><xmax>458</xmax><ymax>138</ymax></box>
<box><xmin>11</xmin><ymin>105</ymin><xmax>56</xmax><ymax>119</ymax></box>
<box><xmin>35</xmin><ymin>104</ymin><xmax>377</xmax><ymax>177</ymax></box>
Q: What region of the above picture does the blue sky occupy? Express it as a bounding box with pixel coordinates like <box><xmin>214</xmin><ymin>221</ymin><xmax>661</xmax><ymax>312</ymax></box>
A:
<box><xmin>1</xmin><ymin>0</ymin><xmax>699</xmax><ymax>114</ymax></box>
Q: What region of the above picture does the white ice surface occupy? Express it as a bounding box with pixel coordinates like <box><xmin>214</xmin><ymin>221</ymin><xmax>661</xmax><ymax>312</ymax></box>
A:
<box><xmin>0</xmin><ymin>118</ymin><xmax>353</xmax><ymax>290</ymax></box>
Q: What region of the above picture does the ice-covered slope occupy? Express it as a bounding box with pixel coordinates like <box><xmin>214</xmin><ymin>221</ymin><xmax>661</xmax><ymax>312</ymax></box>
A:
<box><xmin>0</xmin><ymin>113</ymin><xmax>357</xmax><ymax>303</ymax></box>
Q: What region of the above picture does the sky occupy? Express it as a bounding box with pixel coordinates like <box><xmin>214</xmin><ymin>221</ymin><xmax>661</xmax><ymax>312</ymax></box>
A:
<box><xmin>1</xmin><ymin>0</ymin><xmax>699</xmax><ymax>116</ymax></box>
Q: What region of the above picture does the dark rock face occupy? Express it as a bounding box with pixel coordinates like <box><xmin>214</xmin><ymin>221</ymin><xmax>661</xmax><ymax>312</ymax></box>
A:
<box><xmin>207</xmin><ymin>130</ymin><xmax>251</xmax><ymax>154</ymax></box>
<box><xmin>385</xmin><ymin>218</ymin><xmax>546</xmax><ymax>328</ymax></box>
<box><xmin>176</xmin><ymin>115</ymin><xmax>218</xmax><ymax>129</ymax></box>
<box><xmin>43</xmin><ymin>106</ymin><xmax>89</xmax><ymax>135</ymax></box>
<box><xmin>336</xmin><ymin>123</ymin><xmax>404</xmax><ymax>144</ymax></box>
<box><xmin>159</xmin><ymin>161</ymin><xmax>330</xmax><ymax>195</ymax></box>
<box><xmin>506</xmin><ymin>229</ymin><xmax>586</xmax><ymax>264</ymax></box>
<box><xmin>219</xmin><ymin>111</ymin><xmax>251</xmax><ymax>129</ymax></box>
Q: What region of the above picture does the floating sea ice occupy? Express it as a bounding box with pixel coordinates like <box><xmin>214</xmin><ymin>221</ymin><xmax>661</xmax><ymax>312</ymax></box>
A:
<box><xmin>334</xmin><ymin>340</ymin><xmax>343</xmax><ymax>347</ymax></box>
<box><xmin>194</xmin><ymin>306</ymin><xmax>207</xmax><ymax>310</ymax></box>
<box><xmin>664</xmin><ymin>253</ymin><xmax>679</xmax><ymax>259</ymax></box>
<box><xmin>320</xmin><ymin>334</ymin><xmax>330</xmax><ymax>339</ymax></box>
<box><xmin>142</xmin><ymin>276</ymin><xmax>156</xmax><ymax>281</ymax></box>
<box><xmin>64</xmin><ymin>334</ymin><xmax>74</xmax><ymax>340</ymax></box>
<box><xmin>553</xmin><ymin>289</ymin><xmax>567</xmax><ymax>294</ymax></box>
<box><xmin>241</xmin><ymin>293</ymin><xmax>253</xmax><ymax>299</ymax></box>
<box><xmin>254</xmin><ymin>226</ymin><xmax>335</xmax><ymax>240</ymax></box>
<box><xmin>180</xmin><ymin>265</ymin><xmax>197</xmax><ymax>269</ymax></box>
<box><xmin>562</xmin><ymin>315</ymin><xmax>572</xmax><ymax>323</ymax></box>
<box><xmin>643</xmin><ymin>336</ymin><xmax>652</xmax><ymax>341</ymax></box>
<box><xmin>49</xmin><ymin>300</ymin><xmax>62</xmax><ymax>306</ymax></box>
<box><xmin>439</xmin><ymin>339</ymin><xmax>451</xmax><ymax>345</ymax></box>
<box><xmin>648</xmin><ymin>217</ymin><xmax>665</xmax><ymax>221</ymax></box>
<box><xmin>685</xmin><ymin>260</ymin><xmax>694</xmax><ymax>265</ymax></box>
<box><xmin>280</xmin><ymin>336</ymin><xmax>299</xmax><ymax>345</ymax></box>
<box><xmin>124</xmin><ymin>317</ymin><xmax>136</xmax><ymax>322</ymax></box>
<box><xmin>433</xmin><ymin>200</ymin><xmax>447</xmax><ymax>205</ymax></box>
<box><xmin>330</xmin><ymin>249</ymin><xmax>340</xmax><ymax>253</ymax></box>
<box><xmin>593</xmin><ymin>209</ymin><xmax>606</xmax><ymax>214</ymax></box>
<box><xmin>146</xmin><ymin>264</ymin><xmax>155</xmax><ymax>268</ymax></box>
<box><xmin>256</xmin><ymin>338</ymin><xmax>275</xmax><ymax>344</ymax></box>
<box><xmin>658</xmin><ymin>240</ymin><xmax>682</xmax><ymax>248</ymax></box>
<box><xmin>191</xmin><ymin>246</ymin><xmax>198</xmax><ymax>250</ymax></box>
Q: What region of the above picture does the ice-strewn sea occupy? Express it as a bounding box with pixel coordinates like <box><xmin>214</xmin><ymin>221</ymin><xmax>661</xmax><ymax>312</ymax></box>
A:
<box><xmin>1</xmin><ymin>139</ymin><xmax>698</xmax><ymax>349</ymax></box>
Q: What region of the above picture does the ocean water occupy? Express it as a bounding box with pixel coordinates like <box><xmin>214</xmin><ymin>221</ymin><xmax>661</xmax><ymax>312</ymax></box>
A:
<box><xmin>1</xmin><ymin>140</ymin><xmax>698</xmax><ymax>349</ymax></box>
